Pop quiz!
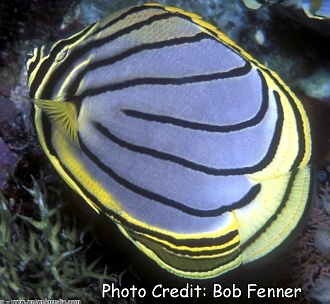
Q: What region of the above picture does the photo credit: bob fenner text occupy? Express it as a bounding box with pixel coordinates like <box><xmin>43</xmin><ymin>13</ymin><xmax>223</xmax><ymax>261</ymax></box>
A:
<box><xmin>102</xmin><ymin>283</ymin><xmax>302</xmax><ymax>299</ymax></box>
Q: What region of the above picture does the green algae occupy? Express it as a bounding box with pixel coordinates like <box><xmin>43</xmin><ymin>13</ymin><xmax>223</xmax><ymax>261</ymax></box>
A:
<box><xmin>0</xmin><ymin>179</ymin><xmax>112</xmax><ymax>300</ymax></box>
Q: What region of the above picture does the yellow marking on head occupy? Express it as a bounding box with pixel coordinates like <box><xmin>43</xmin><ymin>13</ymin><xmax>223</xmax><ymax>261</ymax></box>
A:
<box><xmin>28</xmin><ymin>45</ymin><xmax>49</xmax><ymax>89</ymax></box>
<box><xmin>57</xmin><ymin>57</ymin><xmax>92</xmax><ymax>97</ymax></box>
<box><xmin>33</xmin><ymin>23</ymin><xmax>98</xmax><ymax>100</ymax></box>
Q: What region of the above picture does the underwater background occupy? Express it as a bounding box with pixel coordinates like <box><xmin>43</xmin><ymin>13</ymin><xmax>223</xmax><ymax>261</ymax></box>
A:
<box><xmin>1</xmin><ymin>0</ymin><xmax>330</xmax><ymax>303</ymax></box>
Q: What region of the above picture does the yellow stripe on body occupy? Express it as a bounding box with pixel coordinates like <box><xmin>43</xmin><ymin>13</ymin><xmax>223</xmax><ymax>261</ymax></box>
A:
<box><xmin>162</xmin><ymin>3</ymin><xmax>312</xmax><ymax>265</ymax></box>
<box><xmin>34</xmin><ymin>107</ymin><xmax>119</xmax><ymax>214</ymax></box>
<box><xmin>35</xmin><ymin>103</ymin><xmax>243</xmax><ymax>279</ymax></box>
<box><xmin>247</xmin><ymin>72</ymin><xmax>310</xmax><ymax>181</ymax></box>
<box><xmin>131</xmin><ymin>228</ymin><xmax>240</xmax><ymax>255</ymax></box>
<box><xmin>241</xmin><ymin>166</ymin><xmax>311</xmax><ymax>263</ymax></box>
<box><xmin>32</xmin><ymin>27</ymin><xmax>98</xmax><ymax>100</ymax></box>
<box><xmin>117</xmin><ymin>222</ymin><xmax>242</xmax><ymax>279</ymax></box>
<box><xmin>36</xmin><ymin>102</ymin><xmax>241</xmax><ymax>243</ymax></box>
<box><xmin>57</xmin><ymin>58</ymin><xmax>92</xmax><ymax>98</ymax></box>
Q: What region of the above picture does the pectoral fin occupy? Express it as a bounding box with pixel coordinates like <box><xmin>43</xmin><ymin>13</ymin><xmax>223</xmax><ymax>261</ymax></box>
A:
<box><xmin>33</xmin><ymin>98</ymin><xmax>80</xmax><ymax>148</ymax></box>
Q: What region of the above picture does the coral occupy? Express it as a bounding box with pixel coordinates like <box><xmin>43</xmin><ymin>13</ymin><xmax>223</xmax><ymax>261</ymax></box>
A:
<box><xmin>310</xmin><ymin>274</ymin><xmax>330</xmax><ymax>304</ymax></box>
<box><xmin>284</xmin><ymin>163</ymin><xmax>330</xmax><ymax>303</ymax></box>
<box><xmin>320</xmin><ymin>180</ymin><xmax>330</xmax><ymax>216</ymax></box>
<box><xmin>0</xmin><ymin>136</ymin><xmax>18</xmax><ymax>190</ymax></box>
<box><xmin>314</xmin><ymin>226</ymin><xmax>330</xmax><ymax>255</ymax></box>
<box><xmin>297</xmin><ymin>69</ymin><xmax>330</xmax><ymax>101</ymax></box>
<box><xmin>0</xmin><ymin>179</ymin><xmax>121</xmax><ymax>301</ymax></box>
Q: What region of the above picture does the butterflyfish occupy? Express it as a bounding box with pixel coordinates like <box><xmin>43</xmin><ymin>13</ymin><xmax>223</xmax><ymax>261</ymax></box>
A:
<box><xmin>242</xmin><ymin>0</ymin><xmax>330</xmax><ymax>33</ymax></box>
<box><xmin>242</xmin><ymin>0</ymin><xmax>329</xmax><ymax>16</ymax></box>
<box><xmin>26</xmin><ymin>3</ymin><xmax>312</xmax><ymax>279</ymax></box>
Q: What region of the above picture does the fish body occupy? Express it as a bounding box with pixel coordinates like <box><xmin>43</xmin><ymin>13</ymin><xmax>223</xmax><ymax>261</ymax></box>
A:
<box><xmin>242</xmin><ymin>0</ymin><xmax>330</xmax><ymax>17</ymax></box>
<box><xmin>26</xmin><ymin>3</ymin><xmax>312</xmax><ymax>279</ymax></box>
<box><xmin>242</xmin><ymin>0</ymin><xmax>330</xmax><ymax>33</ymax></box>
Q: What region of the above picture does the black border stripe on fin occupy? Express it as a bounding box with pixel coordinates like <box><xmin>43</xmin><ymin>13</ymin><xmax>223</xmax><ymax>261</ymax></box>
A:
<box><xmin>121</xmin><ymin>68</ymin><xmax>268</xmax><ymax>133</ymax></box>
<box><xmin>79</xmin><ymin>136</ymin><xmax>262</xmax><ymax>217</ymax></box>
<box><xmin>80</xmin><ymin>61</ymin><xmax>252</xmax><ymax>98</ymax></box>
<box><xmin>65</xmin><ymin>32</ymin><xmax>214</xmax><ymax>97</ymax></box>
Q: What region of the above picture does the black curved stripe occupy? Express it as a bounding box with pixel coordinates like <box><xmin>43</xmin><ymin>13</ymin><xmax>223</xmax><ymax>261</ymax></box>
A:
<box><xmin>39</xmin><ymin>118</ymin><xmax>241</xmax><ymax>246</ymax></box>
<box><xmin>137</xmin><ymin>238</ymin><xmax>242</xmax><ymax>273</ymax></box>
<box><xmin>135</xmin><ymin>233</ymin><xmax>240</xmax><ymax>256</ymax></box>
<box><xmin>170</xmin><ymin>242</ymin><xmax>239</xmax><ymax>257</ymax></box>
<box><xmin>96</xmin><ymin>5</ymin><xmax>169</xmax><ymax>37</ymax></box>
<box><xmin>26</xmin><ymin>49</ymin><xmax>41</xmax><ymax>84</ymax></box>
<box><xmin>79</xmin><ymin>136</ymin><xmax>261</xmax><ymax>217</ymax></box>
<box><xmin>122</xmin><ymin>68</ymin><xmax>268</xmax><ymax>133</ymax></box>
<box><xmin>41</xmin><ymin>112</ymin><xmax>58</xmax><ymax>158</ymax></box>
<box><xmin>253</xmin><ymin>89</ymin><xmax>284</xmax><ymax>170</ymax></box>
<box><xmin>36</xmin><ymin>13</ymin><xmax>185</xmax><ymax>99</ymax></box>
<box><xmin>30</xmin><ymin>117</ymin><xmax>243</xmax><ymax>247</ymax></box>
<box><xmin>29</xmin><ymin>5</ymin><xmax>158</xmax><ymax>97</ymax></box>
<box><xmin>260</xmin><ymin>68</ymin><xmax>308</xmax><ymax>170</ymax></box>
<box><xmin>66</xmin><ymin>32</ymin><xmax>214</xmax><ymax>97</ymax></box>
<box><xmin>38</xmin><ymin>130</ymin><xmax>239</xmax><ymax>246</ymax></box>
<box><xmin>272</xmin><ymin>77</ymin><xmax>307</xmax><ymax>170</ymax></box>
<box><xmin>241</xmin><ymin>166</ymin><xmax>311</xmax><ymax>254</ymax></box>
<box><xmin>29</xmin><ymin>22</ymin><xmax>95</xmax><ymax>98</ymax></box>
<box><xmin>90</xmin><ymin>32</ymin><xmax>210</xmax><ymax>72</ymax></box>
<box><xmin>30</xmin><ymin>6</ymin><xmax>153</xmax><ymax>97</ymax></box>
<box><xmin>94</xmin><ymin>120</ymin><xmax>260</xmax><ymax>176</ymax></box>
<box><xmin>90</xmin><ymin>83</ymin><xmax>282</xmax><ymax>177</ymax></box>
<box><xmin>94</xmin><ymin>120</ymin><xmax>226</xmax><ymax>175</ymax></box>
<box><xmin>80</xmin><ymin>61</ymin><xmax>252</xmax><ymax>99</ymax></box>
<box><xmin>135</xmin><ymin>229</ymin><xmax>239</xmax><ymax>251</ymax></box>
<box><xmin>288</xmin><ymin>92</ymin><xmax>307</xmax><ymax>169</ymax></box>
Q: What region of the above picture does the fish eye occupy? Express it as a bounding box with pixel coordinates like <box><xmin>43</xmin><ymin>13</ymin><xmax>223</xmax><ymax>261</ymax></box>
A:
<box><xmin>55</xmin><ymin>48</ymin><xmax>68</xmax><ymax>62</ymax></box>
